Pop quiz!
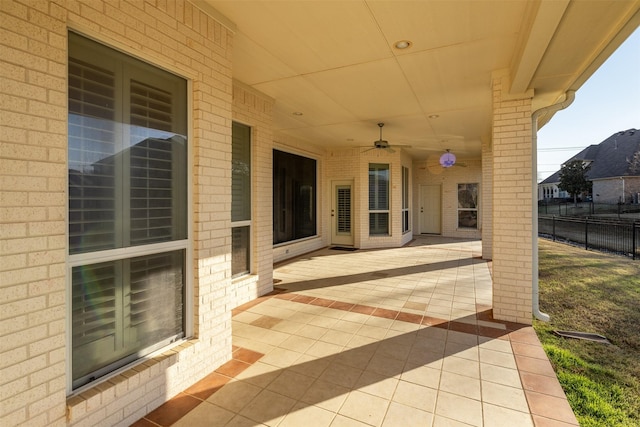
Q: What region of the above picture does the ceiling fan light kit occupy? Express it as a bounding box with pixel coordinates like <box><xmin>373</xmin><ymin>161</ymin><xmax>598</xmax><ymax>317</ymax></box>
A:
<box><xmin>439</xmin><ymin>150</ymin><xmax>456</xmax><ymax>168</ymax></box>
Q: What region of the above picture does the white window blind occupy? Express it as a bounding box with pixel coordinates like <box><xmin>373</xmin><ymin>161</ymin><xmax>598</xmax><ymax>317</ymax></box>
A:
<box><xmin>68</xmin><ymin>32</ymin><xmax>188</xmax><ymax>390</ymax></box>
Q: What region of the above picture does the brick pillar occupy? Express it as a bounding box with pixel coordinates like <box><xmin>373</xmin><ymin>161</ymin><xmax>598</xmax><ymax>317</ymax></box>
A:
<box><xmin>491</xmin><ymin>74</ymin><xmax>534</xmax><ymax>324</ymax></box>
<box><xmin>481</xmin><ymin>137</ymin><xmax>493</xmax><ymax>260</ymax></box>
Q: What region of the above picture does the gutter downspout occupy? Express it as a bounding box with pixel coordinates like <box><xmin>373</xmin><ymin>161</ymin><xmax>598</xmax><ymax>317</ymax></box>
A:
<box><xmin>531</xmin><ymin>90</ymin><xmax>576</xmax><ymax>322</ymax></box>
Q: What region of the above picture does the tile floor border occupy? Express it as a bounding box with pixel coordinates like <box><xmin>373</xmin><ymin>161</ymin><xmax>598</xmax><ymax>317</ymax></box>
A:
<box><xmin>133</xmin><ymin>291</ymin><xmax>577</xmax><ymax>427</ymax></box>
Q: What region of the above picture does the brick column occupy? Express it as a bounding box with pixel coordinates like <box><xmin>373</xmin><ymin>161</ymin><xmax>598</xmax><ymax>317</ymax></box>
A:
<box><xmin>491</xmin><ymin>74</ymin><xmax>534</xmax><ymax>324</ymax></box>
<box><xmin>481</xmin><ymin>137</ymin><xmax>493</xmax><ymax>260</ymax></box>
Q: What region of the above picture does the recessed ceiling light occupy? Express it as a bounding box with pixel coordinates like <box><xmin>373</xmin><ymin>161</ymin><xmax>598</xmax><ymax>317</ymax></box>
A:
<box><xmin>428</xmin><ymin>114</ymin><xmax>439</xmax><ymax>119</ymax></box>
<box><xmin>292</xmin><ymin>111</ymin><xmax>303</xmax><ymax>116</ymax></box>
<box><xmin>394</xmin><ymin>40</ymin><xmax>412</xmax><ymax>50</ymax></box>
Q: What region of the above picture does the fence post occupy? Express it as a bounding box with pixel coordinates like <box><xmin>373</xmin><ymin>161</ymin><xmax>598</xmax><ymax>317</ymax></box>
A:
<box><xmin>552</xmin><ymin>216</ymin><xmax>556</xmax><ymax>242</ymax></box>
<box><xmin>584</xmin><ymin>217</ymin><xmax>589</xmax><ymax>251</ymax></box>
<box><xmin>634</xmin><ymin>221</ymin><xmax>637</xmax><ymax>261</ymax></box>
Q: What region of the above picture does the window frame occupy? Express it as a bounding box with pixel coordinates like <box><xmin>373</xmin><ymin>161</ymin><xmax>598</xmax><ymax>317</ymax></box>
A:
<box><xmin>231</xmin><ymin>121</ymin><xmax>252</xmax><ymax>278</ymax></box>
<box><xmin>272</xmin><ymin>149</ymin><xmax>318</xmax><ymax>245</ymax></box>
<box><xmin>402</xmin><ymin>166</ymin><xmax>410</xmax><ymax>234</ymax></box>
<box><xmin>66</xmin><ymin>32</ymin><xmax>192</xmax><ymax>393</ymax></box>
<box><xmin>457</xmin><ymin>183</ymin><xmax>479</xmax><ymax>229</ymax></box>
<box><xmin>369</xmin><ymin>163</ymin><xmax>390</xmax><ymax>236</ymax></box>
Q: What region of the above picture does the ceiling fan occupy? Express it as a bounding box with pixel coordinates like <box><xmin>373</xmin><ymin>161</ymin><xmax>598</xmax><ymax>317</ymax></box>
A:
<box><xmin>362</xmin><ymin>123</ymin><xmax>402</xmax><ymax>153</ymax></box>
<box><xmin>421</xmin><ymin>149</ymin><xmax>467</xmax><ymax>174</ymax></box>
<box><xmin>439</xmin><ymin>149</ymin><xmax>466</xmax><ymax>168</ymax></box>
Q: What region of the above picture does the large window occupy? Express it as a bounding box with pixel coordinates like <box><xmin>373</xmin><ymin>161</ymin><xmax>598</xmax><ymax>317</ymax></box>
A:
<box><xmin>68</xmin><ymin>33</ymin><xmax>187</xmax><ymax>390</ymax></box>
<box><xmin>232</xmin><ymin>122</ymin><xmax>251</xmax><ymax>277</ymax></box>
<box><xmin>458</xmin><ymin>183</ymin><xmax>478</xmax><ymax>229</ymax></box>
<box><xmin>402</xmin><ymin>166</ymin><xmax>410</xmax><ymax>233</ymax></box>
<box><xmin>273</xmin><ymin>150</ymin><xmax>317</xmax><ymax>244</ymax></box>
<box><xmin>369</xmin><ymin>164</ymin><xmax>389</xmax><ymax>235</ymax></box>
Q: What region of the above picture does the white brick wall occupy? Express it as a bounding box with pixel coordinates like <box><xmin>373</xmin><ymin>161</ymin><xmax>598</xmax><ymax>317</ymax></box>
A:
<box><xmin>482</xmin><ymin>138</ymin><xmax>494</xmax><ymax>259</ymax></box>
<box><xmin>0</xmin><ymin>1</ymin><xmax>245</xmax><ymax>425</ymax></box>
<box><xmin>491</xmin><ymin>74</ymin><xmax>534</xmax><ymax>324</ymax></box>
<box><xmin>231</xmin><ymin>82</ymin><xmax>275</xmax><ymax>306</ymax></box>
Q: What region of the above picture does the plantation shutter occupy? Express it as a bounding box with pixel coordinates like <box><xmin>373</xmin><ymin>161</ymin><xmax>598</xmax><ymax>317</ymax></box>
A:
<box><xmin>68</xmin><ymin>58</ymin><xmax>118</xmax><ymax>254</ymax></box>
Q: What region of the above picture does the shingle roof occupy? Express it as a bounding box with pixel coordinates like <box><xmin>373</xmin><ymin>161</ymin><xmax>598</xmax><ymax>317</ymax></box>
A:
<box><xmin>540</xmin><ymin>129</ymin><xmax>640</xmax><ymax>184</ymax></box>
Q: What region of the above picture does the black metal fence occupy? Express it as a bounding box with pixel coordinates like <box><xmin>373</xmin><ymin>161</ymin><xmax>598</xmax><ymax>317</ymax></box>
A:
<box><xmin>539</xmin><ymin>216</ymin><xmax>640</xmax><ymax>260</ymax></box>
<box><xmin>538</xmin><ymin>201</ymin><xmax>640</xmax><ymax>220</ymax></box>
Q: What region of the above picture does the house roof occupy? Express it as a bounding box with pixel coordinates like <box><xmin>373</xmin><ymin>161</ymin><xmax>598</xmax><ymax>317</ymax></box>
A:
<box><xmin>540</xmin><ymin>128</ymin><xmax>640</xmax><ymax>184</ymax></box>
<box><xmin>199</xmin><ymin>1</ymin><xmax>640</xmax><ymax>160</ymax></box>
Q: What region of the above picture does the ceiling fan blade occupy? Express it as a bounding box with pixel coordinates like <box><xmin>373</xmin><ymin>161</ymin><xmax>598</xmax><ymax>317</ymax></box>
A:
<box><xmin>385</xmin><ymin>147</ymin><xmax>396</xmax><ymax>153</ymax></box>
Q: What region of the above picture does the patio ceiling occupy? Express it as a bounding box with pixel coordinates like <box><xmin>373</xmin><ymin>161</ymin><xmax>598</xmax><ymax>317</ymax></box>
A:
<box><xmin>199</xmin><ymin>0</ymin><xmax>639</xmax><ymax>160</ymax></box>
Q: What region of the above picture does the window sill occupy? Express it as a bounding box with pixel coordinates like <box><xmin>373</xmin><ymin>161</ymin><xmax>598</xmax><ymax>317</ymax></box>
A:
<box><xmin>66</xmin><ymin>339</ymin><xmax>197</xmax><ymax>422</ymax></box>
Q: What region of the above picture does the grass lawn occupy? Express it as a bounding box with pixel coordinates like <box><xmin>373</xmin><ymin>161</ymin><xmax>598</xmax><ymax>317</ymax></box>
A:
<box><xmin>535</xmin><ymin>239</ymin><xmax>640</xmax><ymax>426</ymax></box>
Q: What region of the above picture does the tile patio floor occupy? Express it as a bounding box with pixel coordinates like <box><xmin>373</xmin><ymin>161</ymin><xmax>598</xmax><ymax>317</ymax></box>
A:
<box><xmin>134</xmin><ymin>236</ymin><xmax>578</xmax><ymax>427</ymax></box>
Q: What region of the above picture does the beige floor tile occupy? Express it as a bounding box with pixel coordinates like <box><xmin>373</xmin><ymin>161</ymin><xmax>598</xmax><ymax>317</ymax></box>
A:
<box><xmin>205</xmin><ymin>379</ymin><xmax>262</xmax><ymax>413</ymax></box>
<box><xmin>374</xmin><ymin>341</ymin><xmax>412</xmax><ymax>362</ymax></box>
<box><xmin>239</xmin><ymin>389</ymin><xmax>297</xmax><ymax>426</ymax></box>
<box><xmin>233</xmin><ymin>361</ymin><xmax>280</xmax><ymax>388</ymax></box>
<box><xmin>330</xmin><ymin>415</ymin><xmax>371</xmax><ymax>427</ymax></box>
<box><xmin>225</xmin><ymin>414</ymin><xmax>269</xmax><ymax>427</ymax></box>
<box><xmin>432</xmin><ymin>414</ymin><xmax>476</xmax><ymax>426</ymax></box>
<box><xmin>389</xmin><ymin>320</ymin><xmax>421</xmax><ymax>332</ymax></box>
<box><xmin>354</xmin><ymin>371</ymin><xmax>399</xmax><ymax>400</ymax></box>
<box><xmin>171</xmin><ymin>401</ymin><xmax>234</xmax><ymax>427</ymax></box>
<box><xmin>446</xmin><ymin>330</ymin><xmax>479</xmax><ymax>346</ymax></box>
<box><xmin>417</xmin><ymin>326</ymin><xmax>448</xmax><ymax>341</ymax></box>
<box><xmin>266</xmin><ymin>370</ymin><xmax>316</xmax><ymax>399</ymax></box>
<box><xmin>439</xmin><ymin>371</ymin><xmax>481</xmax><ymax>400</ymax></box>
<box><xmin>478</xmin><ymin>336</ymin><xmax>512</xmax><ymax>352</ymax></box>
<box><xmin>301</xmin><ymin>379</ymin><xmax>350</xmax><ymax>412</ymax></box>
<box><xmin>233</xmin><ymin>336</ymin><xmax>276</xmax><ymax>355</ymax></box>
<box><xmin>233</xmin><ymin>311</ymin><xmax>263</xmax><ymax>324</ymax></box>
<box><xmin>357</xmin><ymin>324</ymin><xmax>389</xmax><ymax>340</ymax></box>
<box><xmin>481</xmin><ymin>381</ymin><xmax>529</xmax><ymax>412</ymax></box>
<box><xmin>306</xmin><ymin>341</ymin><xmax>344</xmax><ymax>358</ymax></box>
<box><xmin>279</xmin><ymin>402</ymin><xmax>336</xmax><ymax>427</ymax></box>
<box><xmin>270</xmin><ymin>320</ymin><xmax>306</xmax><ymax>335</ymax></box>
<box><xmin>260</xmin><ymin>347</ymin><xmax>304</xmax><ymax>369</ymax></box>
<box><xmin>400</xmin><ymin>364</ymin><xmax>441</xmax><ymax>389</ymax></box>
<box><xmin>365</xmin><ymin>354</ymin><xmax>405</xmax><ymax>378</ymax></box>
<box><xmin>308</xmin><ymin>315</ymin><xmax>340</xmax><ymax>329</ymax></box>
<box><xmin>319</xmin><ymin>362</ymin><xmax>363</xmax><ymax>388</ymax></box>
<box><xmin>287</xmin><ymin>353</ymin><xmax>332</xmax><ymax>378</ymax></box>
<box><xmin>346</xmin><ymin>334</ymin><xmax>380</xmax><ymax>348</ymax></box>
<box><xmin>340</xmin><ymin>311</ymin><xmax>372</xmax><ymax>324</ymax></box>
<box><xmin>483</xmin><ymin>403</ymin><xmax>534</xmax><ymax>427</ymax></box>
<box><xmin>479</xmin><ymin>348</ymin><xmax>517</xmax><ymax>369</ymax></box>
<box><xmin>335</xmin><ymin>346</ymin><xmax>377</xmax><ymax>368</ymax></box>
<box><xmin>295</xmin><ymin>324</ymin><xmax>330</xmax><ymax>340</ymax></box>
<box><xmin>278</xmin><ymin>334</ymin><xmax>316</xmax><ymax>353</ymax></box>
<box><xmin>382</xmin><ymin>401</ymin><xmax>433</xmax><ymax>427</ymax></box>
<box><xmin>444</xmin><ymin>341</ymin><xmax>479</xmax><ymax>361</ymax></box>
<box><xmin>321</xmin><ymin>329</ymin><xmax>355</xmax><ymax>346</ymax></box>
<box><xmin>442</xmin><ymin>356</ymin><xmax>480</xmax><ymax>379</ymax></box>
<box><xmin>392</xmin><ymin>380</ymin><xmax>438</xmax><ymax>412</ymax></box>
<box><xmin>332</xmin><ymin>319</ymin><xmax>365</xmax><ymax>334</ymax></box>
<box><xmin>480</xmin><ymin>363</ymin><xmax>523</xmax><ymax>388</ymax></box>
<box><xmin>435</xmin><ymin>391</ymin><xmax>482</xmax><ymax>426</ymax></box>
<box><xmin>339</xmin><ymin>390</ymin><xmax>390</xmax><ymax>427</ymax></box>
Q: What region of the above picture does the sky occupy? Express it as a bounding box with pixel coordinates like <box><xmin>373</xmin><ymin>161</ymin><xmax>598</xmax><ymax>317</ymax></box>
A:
<box><xmin>537</xmin><ymin>28</ymin><xmax>640</xmax><ymax>183</ymax></box>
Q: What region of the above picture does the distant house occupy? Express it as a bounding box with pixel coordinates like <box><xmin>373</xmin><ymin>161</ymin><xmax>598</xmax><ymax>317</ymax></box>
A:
<box><xmin>539</xmin><ymin>129</ymin><xmax>640</xmax><ymax>204</ymax></box>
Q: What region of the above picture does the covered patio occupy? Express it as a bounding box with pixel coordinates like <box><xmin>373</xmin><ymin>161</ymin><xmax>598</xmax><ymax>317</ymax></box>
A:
<box><xmin>135</xmin><ymin>237</ymin><xmax>577</xmax><ymax>426</ymax></box>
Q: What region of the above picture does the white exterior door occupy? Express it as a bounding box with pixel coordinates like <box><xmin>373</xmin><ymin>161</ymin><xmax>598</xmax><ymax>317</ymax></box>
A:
<box><xmin>420</xmin><ymin>184</ymin><xmax>441</xmax><ymax>234</ymax></box>
<box><xmin>331</xmin><ymin>181</ymin><xmax>354</xmax><ymax>246</ymax></box>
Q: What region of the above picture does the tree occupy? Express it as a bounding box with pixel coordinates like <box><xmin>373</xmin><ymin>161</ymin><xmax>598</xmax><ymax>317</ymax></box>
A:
<box><xmin>558</xmin><ymin>160</ymin><xmax>592</xmax><ymax>206</ymax></box>
<box><xmin>628</xmin><ymin>149</ymin><xmax>640</xmax><ymax>175</ymax></box>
